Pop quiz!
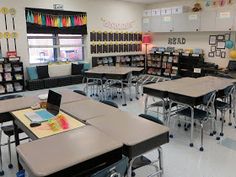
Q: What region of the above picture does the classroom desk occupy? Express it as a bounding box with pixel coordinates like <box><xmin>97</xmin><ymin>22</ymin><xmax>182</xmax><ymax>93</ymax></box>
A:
<box><xmin>88</xmin><ymin>111</ymin><xmax>169</xmax><ymax>177</ymax></box>
<box><xmin>11</xmin><ymin>108</ymin><xmax>85</xmax><ymax>140</ymax></box>
<box><xmin>143</xmin><ymin>76</ymin><xmax>236</xmax><ymax>147</ymax></box>
<box><xmin>85</xmin><ymin>66</ymin><xmax>144</xmax><ymax>105</ymax></box>
<box><xmin>16</xmin><ymin>126</ymin><xmax>123</xmax><ymax>177</ymax></box>
<box><xmin>61</xmin><ymin>99</ymin><xmax>120</xmax><ymax>122</ymax></box>
<box><xmin>0</xmin><ymin>90</ymin><xmax>88</xmax><ymax>114</ymax></box>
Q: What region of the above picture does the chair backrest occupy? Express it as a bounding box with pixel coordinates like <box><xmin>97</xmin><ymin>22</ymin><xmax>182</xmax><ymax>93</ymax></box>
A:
<box><xmin>203</xmin><ymin>91</ymin><xmax>216</xmax><ymax>117</ymax></box>
<box><xmin>73</xmin><ymin>90</ymin><xmax>87</xmax><ymax>96</ymax></box>
<box><xmin>203</xmin><ymin>91</ymin><xmax>216</xmax><ymax>106</ymax></box>
<box><xmin>0</xmin><ymin>94</ymin><xmax>22</xmax><ymax>100</ymax></box>
<box><xmin>100</xmin><ymin>100</ymin><xmax>119</xmax><ymax>108</ymax></box>
<box><xmin>139</xmin><ymin>114</ymin><xmax>164</xmax><ymax>125</ymax></box>
<box><xmin>224</xmin><ymin>85</ymin><xmax>235</xmax><ymax>96</ymax></box>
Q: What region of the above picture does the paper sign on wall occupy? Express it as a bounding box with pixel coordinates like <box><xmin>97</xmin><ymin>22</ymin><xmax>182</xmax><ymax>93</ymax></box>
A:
<box><xmin>163</xmin><ymin>16</ymin><xmax>171</xmax><ymax>22</ymax></box>
<box><xmin>219</xmin><ymin>12</ymin><xmax>231</xmax><ymax>19</ymax></box>
<box><xmin>188</xmin><ymin>14</ymin><xmax>198</xmax><ymax>21</ymax></box>
<box><xmin>143</xmin><ymin>18</ymin><xmax>150</xmax><ymax>24</ymax></box>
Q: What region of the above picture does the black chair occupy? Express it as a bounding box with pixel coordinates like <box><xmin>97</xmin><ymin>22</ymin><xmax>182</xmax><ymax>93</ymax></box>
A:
<box><xmin>215</xmin><ymin>85</ymin><xmax>235</xmax><ymax>140</ymax></box>
<box><xmin>0</xmin><ymin>94</ymin><xmax>24</xmax><ymax>176</ymax></box>
<box><xmin>73</xmin><ymin>90</ymin><xmax>87</xmax><ymax>96</ymax></box>
<box><xmin>100</xmin><ymin>100</ymin><xmax>119</xmax><ymax>108</ymax></box>
<box><xmin>139</xmin><ymin>114</ymin><xmax>164</xmax><ymax>125</ymax></box>
<box><xmin>130</xmin><ymin>114</ymin><xmax>164</xmax><ymax>177</ymax></box>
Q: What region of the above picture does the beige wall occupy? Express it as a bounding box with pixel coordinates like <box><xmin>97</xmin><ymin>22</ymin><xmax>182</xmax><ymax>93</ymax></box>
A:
<box><xmin>145</xmin><ymin>0</ymin><xmax>236</xmax><ymax>68</ymax></box>
<box><xmin>0</xmin><ymin>0</ymin><xmax>144</xmax><ymax>68</ymax></box>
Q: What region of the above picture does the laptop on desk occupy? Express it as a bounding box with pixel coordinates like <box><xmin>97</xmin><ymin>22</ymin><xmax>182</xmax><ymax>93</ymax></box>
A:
<box><xmin>25</xmin><ymin>90</ymin><xmax>62</xmax><ymax>123</ymax></box>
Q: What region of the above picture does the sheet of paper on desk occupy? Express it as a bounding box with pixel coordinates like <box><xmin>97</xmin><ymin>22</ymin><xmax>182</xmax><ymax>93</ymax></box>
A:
<box><xmin>36</xmin><ymin>110</ymin><xmax>54</xmax><ymax>120</ymax></box>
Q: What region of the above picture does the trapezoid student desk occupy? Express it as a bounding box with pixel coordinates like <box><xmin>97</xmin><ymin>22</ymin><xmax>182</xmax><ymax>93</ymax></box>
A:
<box><xmin>60</xmin><ymin>99</ymin><xmax>121</xmax><ymax>122</ymax></box>
<box><xmin>87</xmin><ymin>111</ymin><xmax>169</xmax><ymax>177</ymax></box>
<box><xmin>143</xmin><ymin>76</ymin><xmax>235</xmax><ymax>147</ymax></box>
<box><xmin>85</xmin><ymin>66</ymin><xmax>144</xmax><ymax>106</ymax></box>
<box><xmin>16</xmin><ymin>126</ymin><xmax>123</xmax><ymax>177</ymax></box>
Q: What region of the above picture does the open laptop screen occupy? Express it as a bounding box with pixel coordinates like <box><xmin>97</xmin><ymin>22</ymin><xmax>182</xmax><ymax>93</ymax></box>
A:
<box><xmin>47</xmin><ymin>90</ymin><xmax>62</xmax><ymax>115</ymax></box>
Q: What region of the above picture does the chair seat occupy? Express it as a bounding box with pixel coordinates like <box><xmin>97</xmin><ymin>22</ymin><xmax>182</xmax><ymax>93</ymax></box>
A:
<box><xmin>176</xmin><ymin>108</ymin><xmax>208</xmax><ymax>121</ymax></box>
<box><xmin>2</xmin><ymin>125</ymin><xmax>23</xmax><ymax>137</ymax></box>
<box><xmin>215</xmin><ymin>100</ymin><xmax>230</xmax><ymax>110</ymax></box>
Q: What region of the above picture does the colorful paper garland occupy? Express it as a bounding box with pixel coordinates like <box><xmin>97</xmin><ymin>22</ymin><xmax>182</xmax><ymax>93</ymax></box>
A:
<box><xmin>26</xmin><ymin>10</ymin><xmax>87</xmax><ymax>28</ymax></box>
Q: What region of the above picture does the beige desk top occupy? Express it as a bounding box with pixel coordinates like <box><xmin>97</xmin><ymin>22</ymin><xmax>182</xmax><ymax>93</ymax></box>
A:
<box><xmin>61</xmin><ymin>99</ymin><xmax>120</xmax><ymax>121</ymax></box>
<box><xmin>59</xmin><ymin>90</ymin><xmax>89</xmax><ymax>104</ymax></box>
<box><xmin>86</xmin><ymin>66</ymin><xmax>143</xmax><ymax>75</ymax></box>
<box><xmin>88</xmin><ymin>111</ymin><xmax>169</xmax><ymax>146</ymax></box>
<box><xmin>17</xmin><ymin>126</ymin><xmax>122</xmax><ymax>177</ymax></box>
<box><xmin>144</xmin><ymin>76</ymin><xmax>235</xmax><ymax>98</ymax></box>
<box><xmin>11</xmin><ymin>108</ymin><xmax>85</xmax><ymax>139</ymax></box>
<box><xmin>0</xmin><ymin>96</ymin><xmax>39</xmax><ymax>114</ymax></box>
<box><xmin>0</xmin><ymin>90</ymin><xmax>88</xmax><ymax>114</ymax></box>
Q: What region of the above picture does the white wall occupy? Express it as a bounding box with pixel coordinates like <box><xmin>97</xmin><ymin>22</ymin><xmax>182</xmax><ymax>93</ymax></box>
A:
<box><xmin>145</xmin><ymin>0</ymin><xmax>236</xmax><ymax>68</ymax></box>
<box><xmin>0</xmin><ymin>0</ymin><xmax>144</xmax><ymax>68</ymax></box>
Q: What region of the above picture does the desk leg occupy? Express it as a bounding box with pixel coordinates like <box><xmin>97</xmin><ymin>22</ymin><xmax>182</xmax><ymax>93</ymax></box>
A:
<box><xmin>190</xmin><ymin>106</ymin><xmax>194</xmax><ymax>147</ymax></box>
<box><xmin>121</xmin><ymin>82</ymin><xmax>127</xmax><ymax>106</ymax></box>
<box><xmin>144</xmin><ymin>95</ymin><xmax>149</xmax><ymax>114</ymax></box>
<box><xmin>168</xmin><ymin>100</ymin><xmax>173</xmax><ymax>138</ymax></box>
<box><xmin>13</xmin><ymin>120</ymin><xmax>23</xmax><ymax>171</ymax></box>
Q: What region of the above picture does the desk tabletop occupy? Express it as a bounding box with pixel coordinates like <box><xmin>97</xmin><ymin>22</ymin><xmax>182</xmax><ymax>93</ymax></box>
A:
<box><xmin>88</xmin><ymin>111</ymin><xmax>169</xmax><ymax>146</ymax></box>
<box><xmin>11</xmin><ymin>108</ymin><xmax>85</xmax><ymax>139</ymax></box>
<box><xmin>0</xmin><ymin>96</ymin><xmax>39</xmax><ymax>114</ymax></box>
<box><xmin>144</xmin><ymin>76</ymin><xmax>235</xmax><ymax>98</ymax></box>
<box><xmin>17</xmin><ymin>126</ymin><xmax>122</xmax><ymax>177</ymax></box>
<box><xmin>0</xmin><ymin>90</ymin><xmax>88</xmax><ymax>114</ymax></box>
<box><xmin>61</xmin><ymin>99</ymin><xmax>120</xmax><ymax>121</ymax></box>
<box><xmin>59</xmin><ymin>90</ymin><xmax>89</xmax><ymax>104</ymax></box>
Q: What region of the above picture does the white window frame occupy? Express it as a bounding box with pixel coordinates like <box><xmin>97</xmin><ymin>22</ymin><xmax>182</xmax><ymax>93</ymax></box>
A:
<box><xmin>27</xmin><ymin>34</ymin><xmax>85</xmax><ymax>64</ymax></box>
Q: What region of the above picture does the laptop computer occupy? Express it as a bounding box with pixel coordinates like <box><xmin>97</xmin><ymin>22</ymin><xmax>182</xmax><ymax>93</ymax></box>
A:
<box><xmin>25</xmin><ymin>90</ymin><xmax>62</xmax><ymax>123</ymax></box>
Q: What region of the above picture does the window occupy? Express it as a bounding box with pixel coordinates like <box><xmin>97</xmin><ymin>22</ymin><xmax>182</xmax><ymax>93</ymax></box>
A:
<box><xmin>27</xmin><ymin>34</ymin><xmax>85</xmax><ymax>64</ymax></box>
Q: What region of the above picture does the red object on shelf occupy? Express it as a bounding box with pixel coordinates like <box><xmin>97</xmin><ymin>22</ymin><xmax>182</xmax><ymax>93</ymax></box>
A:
<box><xmin>142</xmin><ymin>35</ymin><xmax>152</xmax><ymax>44</ymax></box>
<box><xmin>7</xmin><ymin>51</ymin><xmax>17</xmax><ymax>57</ymax></box>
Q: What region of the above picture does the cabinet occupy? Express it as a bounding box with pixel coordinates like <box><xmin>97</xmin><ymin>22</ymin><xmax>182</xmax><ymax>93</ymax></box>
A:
<box><xmin>147</xmin><ymin>52</ymin><xmax>180</xmax><ymax>77</ymax></box>
<box><xmin>215</xmin><ymin>10</ymin><xmax>234</xmax><ymax>31</ymax></box>
<box><xmin>92</xmin><ymin>54</ymin><xmax>145</xmax><ymax>68</ymax></box>
<box><xmin>142</xmin><ymin>17</ymin><xmax>151</xmax><ymax>32</ymax></box>
<box><xmin>143</xmin><ymin>9</ymin><xmax>236</xmax><ymax>33</ymax></box>
<box><xmin>160</xmin><ymin>16</ymin><xmax>173</xmax><ymax>32</ymax></box>
<box><xmin>173</xmin><ymin>13</ymin><xmax>200</xmax><ymax>32</ymax></box>
<box><xmin>0</xmin><ymin>60</ymin><xmax>24</xmax><ymax>95</ymax></box>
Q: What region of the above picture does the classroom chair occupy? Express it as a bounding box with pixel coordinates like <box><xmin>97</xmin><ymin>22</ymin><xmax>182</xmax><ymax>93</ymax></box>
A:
<box><xmin>0</xmin><ymin>94</ymin><xmax>25</xmax><ymax>176</ymax></box>
<box><xmin>174</xmin><ymin>91</ymin><xmax>216</xmax><ymax>151</ymax></box>
<box><xmin>215</xmin><ymin>85</ymin><xmax>235</xmax><ymax>140</ymax></box>
<box><xmin>73</xmin><ymin>90</ymin><xmax>87</xmax><ymax>96</ymax></box>
<box><xmin>127</xmin><ymin>114</ymin><xmax>164</xmax><ymax>177</ymax></box>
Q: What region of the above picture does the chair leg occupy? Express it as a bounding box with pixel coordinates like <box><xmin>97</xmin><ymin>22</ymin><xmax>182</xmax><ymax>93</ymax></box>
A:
<box><xmin>200</xmin><ymin>122</ymin><xmax>204</xmax><ymax>151</ymax></box>
<box><xmin>7</xmin><ymin>136</ymin><xmax>13</xmax><ymax>169</ymax></box>
<box><xmin>0</xmin><ymin>129</ymin><xmax>4</xmax><ymax>176</ymax></box>
<box><xmin>158</xmin><ymin>147</ymin><xmax>163</xmax><ymax>176</ymax></box>
<box><xmin>220</xmin><ymin>111</ymin><xmax>225</xmax><ymax>137</ymax></box>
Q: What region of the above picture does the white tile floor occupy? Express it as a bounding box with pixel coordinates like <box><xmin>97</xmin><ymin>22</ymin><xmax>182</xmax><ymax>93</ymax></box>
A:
<box><xmin>1</xmin><ymin>84</ymin><xmax>236</xmax><ymax>177</ymax></box>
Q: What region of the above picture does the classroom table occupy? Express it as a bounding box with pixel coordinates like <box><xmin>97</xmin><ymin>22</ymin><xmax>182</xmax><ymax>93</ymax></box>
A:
<box><xmin>11</xmin><ymin>108</ymin><xmax>85</xmax><ymax>140</ymax></box>
<box><xmin>60</xmin><ymin>99</ymin><xmax>120</xmax><ymax>122</ymax></box>
<box><xmin>0</xmin><ymin>90</ymin><xmax>88</xmax><ymax>114</ymax></box>
<box><xmin>16</xmin><ymin>126</ymin><xmax>123</xmax><ymax>177</ymax></box>
<box><xmin>88</xmin><ymin>111</ymin><xmax>169</xmax><ymax>177</ymax></box>
<box><xmin>85</xmin><ymin>66</ymin><xmax>144</xmax><ymax>106</ymax></box>
<box><xmin>143</xmin><ymin>76</ymin><xmax>236</xmax><ymax>147</ymax></box>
